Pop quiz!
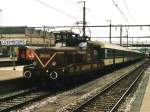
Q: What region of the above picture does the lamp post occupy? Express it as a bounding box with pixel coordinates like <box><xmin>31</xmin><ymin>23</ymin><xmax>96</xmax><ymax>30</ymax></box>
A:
<box><xmin>10</xmin><ymin>46</ymin><xmax>15</xmax><ymax>70</ymax></box>
<box><xmin>126</xmin><ymin>28</ymin><xmax>129</xmax><ymax>47</ymax></box>
<box><xmin>43</xmin><ymin>26</ymin><xmax>46</xmax><ymax>47</ymax></box>
<box><xmin>120</xmin><ymin>24</ymin><xmax>122</xmax><ymax>46</ymax></box>
<box><xmin>78</xmin><ymin>1</ymin><xmax>86</xmax><ymax>38</ymax></box>
<box><xmin>106</xmin><ymin>20</ymin><xmax>112</xmax><ymax>43</ymax></box>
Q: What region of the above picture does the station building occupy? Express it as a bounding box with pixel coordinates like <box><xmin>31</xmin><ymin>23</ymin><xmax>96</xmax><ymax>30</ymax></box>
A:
<box><xmin>0</xmin><ymin>26</ymin><xmax>55</xmax><ymax>56</ymax></box>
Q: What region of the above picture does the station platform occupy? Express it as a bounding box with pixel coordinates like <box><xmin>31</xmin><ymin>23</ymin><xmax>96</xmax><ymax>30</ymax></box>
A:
<box><xmin>0</xmin><ymin>66</ymin><xmax>23</xmax><ymax>81</ymax></box>
<box><xmin>140</xmin><ymin>67</ymin><xmax>150</xmax><ymax>112</ymax></box>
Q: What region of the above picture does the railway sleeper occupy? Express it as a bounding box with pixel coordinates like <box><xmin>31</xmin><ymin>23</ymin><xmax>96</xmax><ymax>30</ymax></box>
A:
<box><xmin>9</xmin><ymin>100</ymin><xmax>24</xmax><ymax>104</ymax></box>
<box><xmin>0</xmin><ymin>102</ymin><xmax>16</xmax><ymax>106</ymax></box>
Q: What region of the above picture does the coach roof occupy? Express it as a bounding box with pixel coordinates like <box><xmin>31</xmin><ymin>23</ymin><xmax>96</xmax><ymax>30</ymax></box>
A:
<box><xmin>88</xmin><ymin>41</ymin><xmax>141</xmax><ymax>53</ymax></box>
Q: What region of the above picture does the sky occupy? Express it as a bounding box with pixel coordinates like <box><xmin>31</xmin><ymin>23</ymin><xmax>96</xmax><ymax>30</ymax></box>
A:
<box><xmin>1</xmin><ymin>0</ymin><xmax>150</xmax><ymax>43</ymax></box>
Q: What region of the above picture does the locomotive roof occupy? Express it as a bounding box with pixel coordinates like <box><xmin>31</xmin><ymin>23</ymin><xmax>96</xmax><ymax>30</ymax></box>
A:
<box><xmin>88</xmin><ymin>41</ymin><xmax>141</xmax><ymax>53</ymax></box>
<box><xmin>50</xmin><ymin>47</ymin><xmax>78</xmax><ymax>51</ymax></box>
<box><xmin>26</xmin><ymin>46</ymin><xmax>43</xmax><ymax>49</ymax></box>
<box><xmin>26</xmin><ymin>46</ymin><xmax>78</xmax><ymax>51</ymax></box>
<box><xmin>35</xmin><ymin>46</ymin><xmax>78</xmax><ymax>52</ymax></box>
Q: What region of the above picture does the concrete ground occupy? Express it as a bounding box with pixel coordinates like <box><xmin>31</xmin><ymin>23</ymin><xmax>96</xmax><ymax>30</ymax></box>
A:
<box><xmin>140</xmin><ymin>67</ymin><xmax>150</xmax><ymax>112</ymax></box>
<box><xmin>129</xmin><ymin>65</ymin><xmax>150</xmax><ymax>112</ymax></box>
<box><xmin>0</xmin><ymin>66</ymin><xmax>23</xmax><ymax>81</ymax></box>
<box><xmin>0</xmin><ymin>57</ymin><xmax>23</xmax><ymax>80</ymax></box>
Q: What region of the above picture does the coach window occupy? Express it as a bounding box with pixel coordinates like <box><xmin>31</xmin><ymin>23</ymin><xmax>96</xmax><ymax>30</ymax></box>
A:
<box><xmin>107</xmin><ymin>49</ymin><xmax>114</xmax><ymax>58</ymax></box>
<box><xmin>119</xmin><ymin>50</ymin><xmax>122</xmax><ymax>57</ymax></box>
<box><xmin>116</xmin><ymin>50</ymin><xmax>120</xmax><ymax>57</ymax></box>
<box><xmin>95</xmin><ymin>48</ymin><xmax>104</xmax><ymax>59</ymax></box>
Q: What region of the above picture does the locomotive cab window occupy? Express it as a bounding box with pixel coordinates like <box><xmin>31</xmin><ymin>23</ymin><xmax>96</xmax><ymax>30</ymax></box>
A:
<box><xmin>96</xmin><ymin>48</ymin><xmax>105</xmax><ymax>59</ymax></box>
<box><xmin>78</xmin><ymin>42</ymin><xmax>87</xmax><ymax>51</ymax></box>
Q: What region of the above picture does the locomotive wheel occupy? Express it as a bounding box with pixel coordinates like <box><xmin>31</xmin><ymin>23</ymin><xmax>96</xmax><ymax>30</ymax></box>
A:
<box><xmin>49</xmin><ymin>71</ymin><xmax>58</xmax><ymax>80</ymax></box>
<box><xmin>23</xmin><ymin>71</ymin><xmax>32</xmax><ymax>78</ymax></box>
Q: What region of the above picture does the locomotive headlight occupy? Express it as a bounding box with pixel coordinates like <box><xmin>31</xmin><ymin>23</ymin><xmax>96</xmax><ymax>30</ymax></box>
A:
<box><xmin>62</xmin><ymin>68</ymin><xmax>65</xmax><ymax>72</ymax></box>
<box><xmin>52</xmin><ymin>61</ymin><xmax>56</xmax><ymax>66</ymax></box>
<box><xmin>33</xmin><ymin>61</ymin><xmax>37</xmax><ymax>66</ymax></box>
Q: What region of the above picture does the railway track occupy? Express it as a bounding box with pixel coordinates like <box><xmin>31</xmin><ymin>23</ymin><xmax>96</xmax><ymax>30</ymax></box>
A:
<box><xmin>0</xmin><ymin>87</ymin><xmax>51</xmax><ymax>112</ymax></box>
<box><xmin>0</xmin><ymin>61</ymin><xmax>146</xmax><ymax>112</ymax></box>
<box><xmin>71</xmin><ymin>61</ymin><xmax>149</xmax><ymax>112</ymax></box>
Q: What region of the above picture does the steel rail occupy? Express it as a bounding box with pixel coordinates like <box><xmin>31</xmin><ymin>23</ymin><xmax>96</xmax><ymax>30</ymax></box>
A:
<box><xmin>0</xmin><ymin>87</ymin><xmax>37</xmax><ymax>102</ymax></box>
<box><xmin>71</xmin><ymin>61</ymin><xmax>148</xmax><ymax>112</ymax></box>
<box><xmin>0</xmin><ymin>88</ymin><xmax>51</xmax><ymax>112</ymax></box>
<box><xmin>110</xmin><ymin>64</ymin><xmax>147</xmax><ymax>112</ymax></box>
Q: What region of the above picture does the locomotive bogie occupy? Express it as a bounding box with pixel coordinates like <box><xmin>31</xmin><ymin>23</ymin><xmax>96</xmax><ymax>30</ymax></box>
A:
<box><xmin>23</xmin><ymin>65</ymin><xmax>65</xmax><ymax>80</ymax></box>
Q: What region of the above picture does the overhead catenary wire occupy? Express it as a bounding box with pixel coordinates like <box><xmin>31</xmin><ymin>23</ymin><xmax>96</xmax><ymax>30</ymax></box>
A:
<box><xmin>111</xmin><ymin>0</ymin><xmax>130</xmax><ymax>24</ymax></box>
<box><xmin>28</xmin><ymin>24</ymin><xmax>150</xmax><ymax>29</ymax></box>
<box><xmin>36</xmin><ymin>0</ymin><xmax>78</xmax><ymax>20</ymax></box>
<box><xmin>122</xmin><ymin>0</ymin><xmax>142</xmax><ymax>44</ymax></box>
<box><xmin>122</xmin><ymin>0</ymin><xmax>136</xmax><ymax>24</ymax></box>
<box><xmin>122</xmin><ymin>0</ymin><xmax>142</xmax><ymax>43</ymax></box>
<box><xmin>66</xmin><ymin>0</ymin><xmax>77</xmax><ymax>5</ymax></box>
<box><xmin>111</xmin><ymin>0</ymin><xmax>133</xmax><ymax>44</ymax></box>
